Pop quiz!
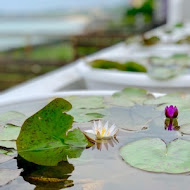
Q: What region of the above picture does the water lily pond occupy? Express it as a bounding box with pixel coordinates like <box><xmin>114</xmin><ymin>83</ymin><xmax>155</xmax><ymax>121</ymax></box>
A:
<box><xmin>1</xmin><ymin>88</ymin><xmax>190</xmax><ymax>189</ymax></box>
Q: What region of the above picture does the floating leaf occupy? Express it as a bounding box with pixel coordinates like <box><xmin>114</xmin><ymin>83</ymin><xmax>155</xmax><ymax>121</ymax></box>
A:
<box><xmin>107</xmin><ymin>88</ymin><xmax>153</xmax><ymax>107</ymax></box>
<box><xmin>0</xmin><ymin>149</ymin><xmax>7</xmax><ymax>154</ymax></box>
<box><xmin>124</xmin><ymin>61</ymin><xmax>147</xmax><ymax>72</ymax></box>
<box><xmin>144</xmin><ymin>92</ymin><xmax>190</xmax><ymax>110</ymax></box>
<box><xmin>120</xmin><ymin>138</ymin><xmax>190</xmax><ymax>173</ymax></box>
<box><xmin>142</xmin><ymin>36</ymin><xmax>160</xmax><ymax>46</ymax></box>
<box><xmin>0</xmin><ymin>153</ymin><xmax>13</xmax><ymax>164</ymax></box>
<box><xmin>148</xmin><ymin>67</ymin><xmax>183</xmax><ymax>80</ymax></box>
<box><xmin>0</xmin><ymin>148</ymin><xmax>15</xmax><ymax>156</ymax></box>
<box><xmin>0</xmin><ymin>124</ymin><xmax>20</xmax><ymax>141</ymax></box>
<box><xmin>66</xmin><ymin>96</ymin><xmax>105</xmax><ymax>109</ymax></box>
<box><xmin>0</xmin><ymin>169</ymin><xmax>22</xmax><ymax>186</ymax></box>
<box><xmin>89</xmin><ymin>59</ymin><xmax>125</xmax><ymax>71</ymax></box>
<box><xmin>17</xmin><ymin>98</ymin><xmax>90</xmax><ymax>166</ymax></box>
<box><xmin>0</xmin><ymin>111</ymin><xmax>26</xmax><ymax>129</ymax></box>
<box><xmin>0</xmin><ymin>141</ymin><xmax>16</xmax><ymax>149</ymax></box>
<box><xmin>105</xmin><ymin>105</ymin><xmax>161</xmax><ymax>131</ymax></box>
<box><xmin>68</xmin><ymin>108</ymin><xmax>105</xmax><ymax>123</ymax></box>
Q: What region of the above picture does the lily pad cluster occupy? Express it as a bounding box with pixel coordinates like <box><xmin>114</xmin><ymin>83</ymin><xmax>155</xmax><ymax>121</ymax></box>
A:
<box><xmin>1</xmin><ymin>87</ymin><xmax>190</xmax><ymax>185</ymax></box>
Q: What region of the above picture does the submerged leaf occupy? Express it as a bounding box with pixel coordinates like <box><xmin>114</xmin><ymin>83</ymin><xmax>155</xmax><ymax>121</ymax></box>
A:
<box><xmin>17</xmin><ymin>98</ymin><xmax>90</xmax><ymax>166</ymax></box>
<box><xmin>120</xmin><ymin>138</ymin><xmax>190</xmax><ymax>173</ymax></box>
<box><xmin>0</xmin><ymin>169</ymin><xmax>22</xmax><ymax>186</ymax></box>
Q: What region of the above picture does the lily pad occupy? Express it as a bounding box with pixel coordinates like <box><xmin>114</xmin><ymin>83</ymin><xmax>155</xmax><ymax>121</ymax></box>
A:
<box><xmin>0</xmin><ymin>141</ymin><xmax>16</xmax><ymax>149</ymax></box>
<box><xmin>0</xmin><ymin>169</ymin><xmax>22</xmax><ymax>186</ymax></box>
<box><xmin>0</xmin><ymin>153</ymin><xmax>13</xmax><ymax>164</ymax></box>
<box><xmin>0</xmin><ymin>148</ymin><xmax>15</xmax><ymax>156</ymax></box>
<box><xmin>144</xmin><ymin>92</ymin><xmax>190</xmax><ymax>110</ymax></box>
<box><xmin>105</xmin><ymin>105</ymin><xmax>161</xmax><ymax>131</ymax></box>
<box><xmin>89</xmin><ymin>59</ymin><xmax>125</xmax><ymax>71</ymax></box>
<box><xmin>17</xmin><ymin>98</ymin><xmax>90</xmax><ymax>166</ymax></box>
<box><xmin>107</xmin><ymin>88</ymin><xmax>153</xmax><ymax>107</ymax></box>
<box><xmin>68</xmin><ymin>108</ymin><xmax>105</xmax><ymax>123</ymax></box>
<box><xmin>148</xmin><ymin>67</ymin><xmax>183</xmax><ymax>80</ymax></box>
<box><xmin>0</xmin><ymin>111</ymin><xmax>26</xmax><ymax>129</ymax></box>
<box><xmin>65</xmin><ymin>96</ymin><xmax>105</xmax><ymax>109</ymax></box>
<box><xmin>0</xmin><ymin>124</ymin><xmax>20</xmax><ymax>141</ymax></box>
<box><xmin>120</xmin><ymin>138</ymin><xmax>190</xmax><ymax>173</ymax></box>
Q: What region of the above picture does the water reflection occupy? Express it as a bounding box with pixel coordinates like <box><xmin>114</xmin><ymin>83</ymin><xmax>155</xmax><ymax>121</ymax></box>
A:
<box><xmin>17</xmin><ymin>156</ymin><xmax>74</xmax><ymax>189</ymax></box>
<box><xmin>165</xmin><ymin>118</ymin><xmax>180</xmax><ymax>131</ymax></box>
<box><xmin>92</xmin><ymin>137</ymin><xmax>119</xmax><ymax>151</ymax></box>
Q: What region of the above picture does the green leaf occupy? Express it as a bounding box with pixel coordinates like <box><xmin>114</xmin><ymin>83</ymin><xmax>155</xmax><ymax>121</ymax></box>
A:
<box><xmin>124</xmin><ymin>61</ymin><xmax>147</xmax><ymax>72</ymax></box>
<box><xmin>68</xmin><ymin>108</ymin><xmax>105</xmax><ymax>123</ymax></box>
<box><xmin>142</xmin><ymin>36</ymin><xmax>160</xmax><ymax>46</ymax></box>
<box><xmin>0</xmin><ymin>148</ymin><xmax>15</xmax><ymax>156</ymax></box>
<box><xmin>120</xmin><ymin>138</ymin><xmax>190</xmax><ymax>173</ymax></box>
<box><xmin>17</xmin><ymin>98</ymin><xmax>89</xmax><ymax>166</ymax></box>
<box><xmin>0</xmin><ymin>124</ymin><xmax>20</xmax><ymax>141</ymax></box>
<box><xmin>64</xmin><ymin>129</ymin><xmax>90</xmax><ymax>147</ymax></box>
<box><xmin>107</xmin><ymin>88</ymin><xmax>153</xmax><ymax>107</ymax></box>
<box><xmin>66</xmin><ymin>96</ymin><xmax>105</xmax><ymax>109</ymax></box>
<box><xmin>89</xmin><ymin>59</ymin><xmax>125</xmax><ymax>71</ymax></box>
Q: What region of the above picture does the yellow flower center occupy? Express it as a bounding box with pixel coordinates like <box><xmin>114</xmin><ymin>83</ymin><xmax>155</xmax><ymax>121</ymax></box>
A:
<box><xmin>101</xmin><ymin>128</ymin><xmax>106</xmax><ymax>136</ymax></box>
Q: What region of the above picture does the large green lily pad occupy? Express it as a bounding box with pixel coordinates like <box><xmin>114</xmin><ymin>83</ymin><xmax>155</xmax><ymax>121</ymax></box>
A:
<box><xmin>107</xmin><ymin>88</ymin><xmax>153</xmax><ymax>107</ymax></box>
<box><xmin>17</xmin><ymin>98</ymin><xmax>90</xmax><ymax>166</ymax></box>
<box><xmin>120</xmin><ymin>138</ymin><xmax>190</xmax><ymax>173</ymax></box>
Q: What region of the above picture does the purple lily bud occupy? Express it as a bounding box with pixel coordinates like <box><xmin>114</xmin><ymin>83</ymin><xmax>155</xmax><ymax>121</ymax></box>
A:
<box><xmin>165</xmin><ymin>105</ymin><xmax>178</xmax><ymax>118</ymax></box>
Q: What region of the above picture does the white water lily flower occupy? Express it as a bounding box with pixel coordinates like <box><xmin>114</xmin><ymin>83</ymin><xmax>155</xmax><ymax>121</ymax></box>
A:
<box><xmin>85</xmin><ymin>120</ymin><xmax>119</xmax><ymax>140</ymax></box>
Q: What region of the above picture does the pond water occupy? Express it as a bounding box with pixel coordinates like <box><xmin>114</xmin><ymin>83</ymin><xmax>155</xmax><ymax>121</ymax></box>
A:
<box><xmin>0</xmin><ymin>97</ymin><xmax>190</xmax><ymax>190</ymax></box>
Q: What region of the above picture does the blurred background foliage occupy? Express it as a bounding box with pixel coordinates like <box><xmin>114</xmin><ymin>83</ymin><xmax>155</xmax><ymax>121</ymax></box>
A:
<box><xmin>0</xmin><ymin>0</ymin><xmax>165</xmax><ymax>91</ymax></box>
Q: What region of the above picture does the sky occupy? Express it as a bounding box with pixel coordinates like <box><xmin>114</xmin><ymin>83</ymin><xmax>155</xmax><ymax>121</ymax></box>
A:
<box><xmin>0</xmin><ymin>0</ymin><xmax>129</xmax><ymax>15</ymax></box>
